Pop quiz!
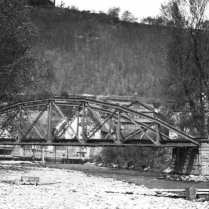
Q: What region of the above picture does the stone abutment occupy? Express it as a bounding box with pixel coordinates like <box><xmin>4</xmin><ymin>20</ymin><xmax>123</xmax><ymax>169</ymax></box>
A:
<box><xmin>172</xmin><ymin>141</ymin><xmax>209</xmax><ymax>175</ymax></box>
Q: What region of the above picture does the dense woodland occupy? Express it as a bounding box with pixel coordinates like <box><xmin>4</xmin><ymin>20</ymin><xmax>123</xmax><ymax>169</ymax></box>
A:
<box><xmin>29</xmin><ymin>7</ymin><xmax>168</xmax><ymax>99</ymax></box>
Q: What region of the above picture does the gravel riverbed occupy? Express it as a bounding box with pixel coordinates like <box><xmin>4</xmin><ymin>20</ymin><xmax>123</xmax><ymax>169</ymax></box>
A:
<box><xmin>0</xmin><ymin>167</ymin><xmax>209</xmax><ymax>209</ymax></box>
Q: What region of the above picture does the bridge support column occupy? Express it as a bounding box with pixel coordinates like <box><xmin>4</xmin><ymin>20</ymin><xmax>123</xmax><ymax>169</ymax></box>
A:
<box><xmin>171</xmin><ymin>147</ymin><xmax>200</xmax><ymax>175</ymax></box>
<box><xmin>198</xmin><ymin>142</ymin><xmax>209</xmax><ymax>175</ymax></box>
<box><xmin>171</xmin><ymin>142</ymin><xmax>209</xmax><ymax>175</ymax></box>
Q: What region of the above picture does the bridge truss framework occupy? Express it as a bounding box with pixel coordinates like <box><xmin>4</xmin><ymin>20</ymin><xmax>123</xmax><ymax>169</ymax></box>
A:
<box><xmin>0</xmin><ymin>96</ymin><xmax>202</xmax><ymax>147</ymax></box>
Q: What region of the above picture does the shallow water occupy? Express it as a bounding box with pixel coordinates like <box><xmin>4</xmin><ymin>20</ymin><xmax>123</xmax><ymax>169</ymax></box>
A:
<box><xmin>45</xmin><ymin>163</ymin><xmax>209</xmax><ymax>190</ymax></box>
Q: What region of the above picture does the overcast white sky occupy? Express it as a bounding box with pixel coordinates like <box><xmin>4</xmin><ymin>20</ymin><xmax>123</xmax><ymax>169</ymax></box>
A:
<box><xmin>55</xmin><ymin>0</ymin><xmax>169</xmax><ymax>21</ymax></box>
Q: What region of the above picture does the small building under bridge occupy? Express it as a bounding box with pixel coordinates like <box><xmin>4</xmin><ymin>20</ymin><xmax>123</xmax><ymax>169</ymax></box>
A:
<box><xmin>0</xmin><ymin>95</ymin><xmax>208</xmax><ymax>175</ymax></box>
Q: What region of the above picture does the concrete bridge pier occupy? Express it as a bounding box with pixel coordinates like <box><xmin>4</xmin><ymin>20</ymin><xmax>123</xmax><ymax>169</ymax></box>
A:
<box><xmin>172</xmin><ymin>141</ymin><xmax>209</xmax><ymax>176</ymax></box>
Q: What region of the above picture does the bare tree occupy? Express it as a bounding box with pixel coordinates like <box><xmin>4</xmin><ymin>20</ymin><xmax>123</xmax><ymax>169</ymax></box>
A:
<box><xmin>161</xmin><ymin>0</ymin><xmax>209</xmax><ymax>137</ymax></box>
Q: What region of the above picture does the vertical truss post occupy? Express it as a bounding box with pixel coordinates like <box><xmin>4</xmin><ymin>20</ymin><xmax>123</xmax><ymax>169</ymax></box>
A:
<box><xmin>116</xmin><ymin>110</ymin><xmax>122</xmax><ymax>144</ymax></box>
<box><xmin>82</xmin><ymin>103</ymin><xmax>85</xmax><ymax>142</ymax></box>
<box><xmin>42</xmin><ymin>146</ymin><xmax>45</xmax><ymax>164</ymax></box>
<box><xmin>55</xmin><ymin>146</ymin><xmax>56</xmax><ymax>164</ymax></box>
<box><xmin>4</xmin><ymin>143</ymin><xmax>5</xmax><ymax>160</ymax></box>
<box><xmin>47</xmin><ymin>102</ymin><xmax>52</xmax><ymax>143</ymax></box>
<box><xmin>155</xmin><ymin>124</ymin><xmax>161</xmax><ymax>145</ymax></box>
<box><xmin>109</xmin><ymin>117</ymin><xmax>112</xmax><ymax>135</ymax></box>
<box><xmin>77</xmin><ymin>106</ymin><xmax>80</xmax><ymax>141</ymax></box>
<box><xmin>24</xmin><ymin>146</ymin><xmax>25</xmax><ymax>159</ymax></box>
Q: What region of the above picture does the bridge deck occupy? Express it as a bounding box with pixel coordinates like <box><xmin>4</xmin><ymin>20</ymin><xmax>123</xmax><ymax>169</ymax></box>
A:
<box><xmin>0</xmin><ymin>138</ymin><xmax>201</xmax><ymax>147</ymax></box>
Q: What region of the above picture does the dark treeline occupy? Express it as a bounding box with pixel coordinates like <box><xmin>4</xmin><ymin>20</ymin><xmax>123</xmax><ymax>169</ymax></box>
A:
<box><xmin>28</xmin><ymin>0</ymin><xmax>55</xmax><ymax>7</ymax></box>
<box><xmin>95</xmin><ymin>147</ymin><xmax>172</xmax><ymax>171</ymax></box>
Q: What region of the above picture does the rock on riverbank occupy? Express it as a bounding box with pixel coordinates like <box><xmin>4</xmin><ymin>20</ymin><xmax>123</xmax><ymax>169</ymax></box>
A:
<box><xmin>0</xmin><ymin>167</ymin><xmax>208</xmax><ymax>209</ymax></box>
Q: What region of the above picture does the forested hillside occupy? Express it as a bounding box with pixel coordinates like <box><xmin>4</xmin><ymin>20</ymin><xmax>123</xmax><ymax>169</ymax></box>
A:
<box><xmin>30</xmin><ymin>7</ymin><xmax>168</xmax><ymax>99</ymax></box>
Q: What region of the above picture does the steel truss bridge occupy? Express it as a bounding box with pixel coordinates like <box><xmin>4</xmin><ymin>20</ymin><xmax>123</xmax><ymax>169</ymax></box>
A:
<box><xmin>0</xmin><ymin>96</ymin><xmax>203</xmax><ymax>147</ymax></box>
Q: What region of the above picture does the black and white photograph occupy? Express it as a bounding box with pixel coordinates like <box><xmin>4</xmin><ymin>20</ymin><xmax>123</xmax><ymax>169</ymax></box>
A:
<box><xmin>0</xmin><ymin>0</ymin><xmax>209</xmax><ymax>208</ymax></box>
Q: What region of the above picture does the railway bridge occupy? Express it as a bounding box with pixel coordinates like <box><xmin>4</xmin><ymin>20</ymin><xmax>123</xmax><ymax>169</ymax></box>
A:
<box><xmin>0</xmin><ymin>95</ymin><xmax>208</xmax><ymax>175</ymax></box>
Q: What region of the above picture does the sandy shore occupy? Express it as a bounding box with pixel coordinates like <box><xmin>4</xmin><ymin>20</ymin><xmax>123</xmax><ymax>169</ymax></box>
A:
<box><xmin>0</xmin><ymin>166</ymin><xmax>209</xmax><ymax>209</ymax></box>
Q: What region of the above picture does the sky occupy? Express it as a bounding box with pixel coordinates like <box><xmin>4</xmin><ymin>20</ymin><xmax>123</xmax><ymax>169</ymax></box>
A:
<box><xmin>55</xmin><ymin>0</ymin><xmax>169</xmax><ymax>21</ymax></box>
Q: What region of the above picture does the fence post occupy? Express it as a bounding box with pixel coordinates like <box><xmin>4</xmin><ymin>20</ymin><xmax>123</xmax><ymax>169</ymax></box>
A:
<box><xmin>41</xmin><ymin>146</ymin><xmax>45</xmax><ymax>164</ymax></box>
<box><xmin>67</xmin><ymin>146</ymin><xmax>68</xmax><ymax>164</ymax></box>
<box><xmin>34</xmin><ymin>148</ymin><xmax>36</xmax><ymax>161</ymax></box>
<box><xmin>55</xmin><ymin>146</ymin><xmax>56</xmax><ymax>164</ymax></box>
<box><xmin>24</xmin><ymin>146</ymin><xmax>25</xmax><ymax>160</ymax></box>
<box><xmin>4</xmin><ymin>143</ymin><xmax>5</xmax><ymax>160</ymax></box>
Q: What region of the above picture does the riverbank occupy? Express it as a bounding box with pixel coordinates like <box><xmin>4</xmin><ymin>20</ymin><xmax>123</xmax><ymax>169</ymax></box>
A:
<box><xmin>43</xmin><ymin>163</ymin><xmax>209</xmax><ymax>190</ymax></box>
<box><xmin>1</xmin><ymin>161</ymin><xmax>209</xmax><ymax>189</ymax></box>
<box><xmin>0</xmin><ymin>165</ymin><xmax>209</xmax><ymax>209</ymax></box>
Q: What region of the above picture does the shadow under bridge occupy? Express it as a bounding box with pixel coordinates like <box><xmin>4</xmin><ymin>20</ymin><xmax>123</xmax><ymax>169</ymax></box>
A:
<box><xmin>0</xmin><ymin>96</ymin><xmax>200</xmax><ymax>147</ymax></box>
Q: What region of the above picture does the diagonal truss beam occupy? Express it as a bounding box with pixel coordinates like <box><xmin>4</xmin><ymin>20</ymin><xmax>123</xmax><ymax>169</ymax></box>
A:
<box><xmin>53</xmin><ymin>105</ymin><xmax>78</xmax><ymax>139</ymax></box>
<box><xmin>21</xmin><ymin>105</ymin><xmax>47</xmax><ymax>140</ymax></box>
<box><xmin>53</xmin><ymin>101</ymin><xmax>87</xmax><ymax>144</ymax></box>
<box><xmin>0</xmin><ymin>111</ymin><xmax>18</xmax><ymax>137</ymax></box>
<box><xmin>87</xmin><ymin>104</ymin><xmax>116</xmax><ymax>140</ymax></box>
<box><xmin>125</xmin><ymin>112</ymin><xmax>159</xmax><ymax>145</ymax></box>
<box><xmin>53</xmin><ymin>102</ymin><xmax>78</xmax><ymax>139</ymax></box>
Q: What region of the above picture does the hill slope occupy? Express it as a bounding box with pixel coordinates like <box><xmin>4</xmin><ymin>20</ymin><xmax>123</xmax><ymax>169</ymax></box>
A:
<box><xmin>30</xmin><ymin>7</ymin><xmax>168</xmax><ymax>99</ymax></box>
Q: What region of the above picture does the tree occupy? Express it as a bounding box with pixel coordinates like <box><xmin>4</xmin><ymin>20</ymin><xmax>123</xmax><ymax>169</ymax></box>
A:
<box><xmin>28</xmin><ymin>0</ymin><xmax>55</xmax><ymax>7</ymax></box>
<box><xmin>96</xmin><ymin>147</ymin><xmax>171</xmax><ymax>170</ymax></box>
<box><xmin>0</xmin><ymin>0</ymin><xmax>53</xmax><ymax>101</ymax></box>
<box><xmin>107</xmin><ymin>7</ymin><xmax>120</xmax><ymax>18</ymax></box>
<box><xmin>141</xmin><ymin>16</ymin><xmax>164</xmax><ymax>25</ymax></box>
<box><xmin>121</xmin><ymin>11</ymin><xmax>138</xmax><ymax>22</ymax></box>
<box><xmin>160</xmin><ymin>0</ymin><xmax>209</xmax><ymax>137</ymax></box>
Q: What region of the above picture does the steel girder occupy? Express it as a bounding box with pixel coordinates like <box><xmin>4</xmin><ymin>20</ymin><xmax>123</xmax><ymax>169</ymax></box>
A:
<box><xmin>0</xmin><ymin>97</ymin><xmax>200</xmax><ymax>147</ymax></box>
